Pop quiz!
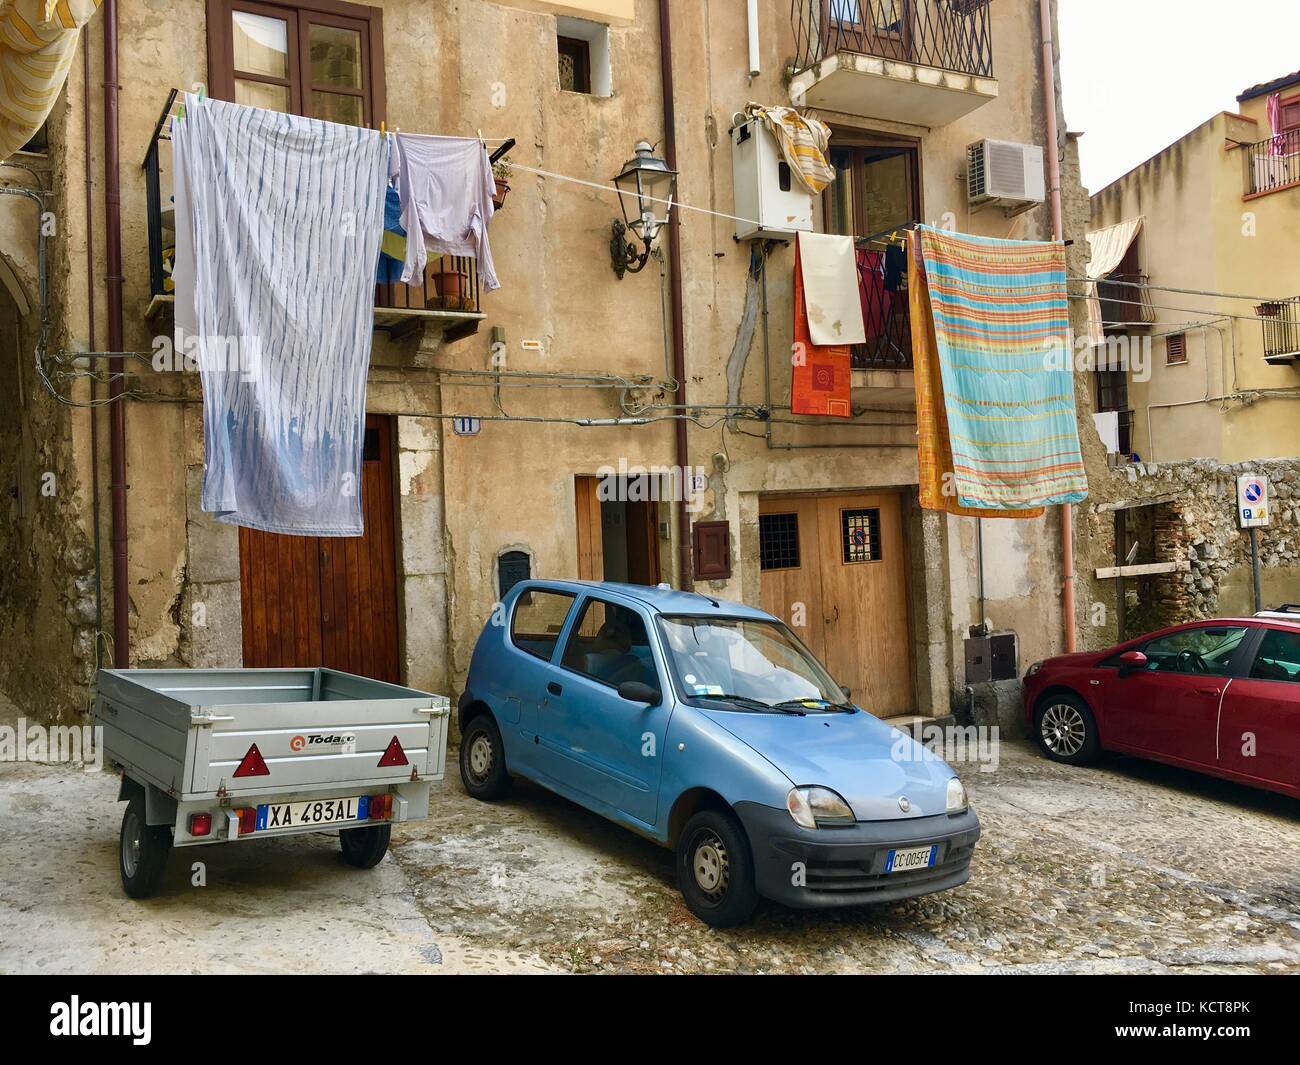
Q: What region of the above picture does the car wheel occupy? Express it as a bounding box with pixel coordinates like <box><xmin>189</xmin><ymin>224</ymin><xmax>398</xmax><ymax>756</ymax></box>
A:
<box><xmin>459</xmin><ymin>714</ymin><xmax>512</xmax><ymax>801</ymax></box>
<box><xmin>340</xmin><ymin>823</ymin><xmax>391</xmax><ymax>868</ymax></box>
<box><xmin>676</xmin><ymin>809</ymin><xmax>759</xmax><ymax>928</ymax></box>
<box><xmin>119</xmin><ymin>795</ymin><xmax>172</xmax><ymax>899</ymax></box>
<box><xmin>1035</xmin><ymin>693</ymin><xmax>1100</xmax><ymax>766</ymax></box>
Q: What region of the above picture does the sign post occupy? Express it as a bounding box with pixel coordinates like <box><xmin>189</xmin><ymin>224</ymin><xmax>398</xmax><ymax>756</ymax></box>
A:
<box><xmin>1237</xmin><ymin>474</ymin><xmax>1270</xmax><ymax>613</ymax></box>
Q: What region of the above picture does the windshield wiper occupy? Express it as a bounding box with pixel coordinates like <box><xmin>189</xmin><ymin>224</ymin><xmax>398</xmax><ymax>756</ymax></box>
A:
<box><xmin>771</xmin><ymin>698</ymin><xmax>854</xmax><ymax>714</ymax></box>
<box><xmin>695</xmin><ymin>693</ymin><xmax>803</xmax><ymax>714</ymax></box>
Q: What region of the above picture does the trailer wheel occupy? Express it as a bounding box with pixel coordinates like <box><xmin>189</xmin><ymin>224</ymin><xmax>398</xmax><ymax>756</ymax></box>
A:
<box><xmin>119</xmin><ymin>795</ymin><xmax>172</xmax><ymax>899</ymax></box>
<box><xmin>340</xmin><ymin>824</ymin><xmax>391</xmax><ymax>869</ymax></box>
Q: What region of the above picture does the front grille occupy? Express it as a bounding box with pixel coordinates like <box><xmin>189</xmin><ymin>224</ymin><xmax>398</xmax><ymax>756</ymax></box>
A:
<box><xmin>805</xmin><ymin>842</ymin><xmax>975</xmax><ymax>894</ymax></box>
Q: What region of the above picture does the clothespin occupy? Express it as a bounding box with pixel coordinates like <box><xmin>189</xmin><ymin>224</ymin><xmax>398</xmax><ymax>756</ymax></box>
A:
<box><xmin>380</xmin><ymin>120</ymin><xmax>385</xmax><ymax>136</ymax></box>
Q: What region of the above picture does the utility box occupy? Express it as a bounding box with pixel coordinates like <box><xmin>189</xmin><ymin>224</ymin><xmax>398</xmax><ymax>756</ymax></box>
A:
<box><xmin>965</xmin><ymin>631</ymin><xmax>1020</xmax><ymax>685</ymax></box>
<box><xmin>730</xmin><ymin>117</ymin><xmax>815</xmax><ymax>242</ymax></box>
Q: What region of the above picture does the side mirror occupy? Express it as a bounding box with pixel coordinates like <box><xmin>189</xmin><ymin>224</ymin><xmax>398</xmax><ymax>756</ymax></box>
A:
<box><xmin>1118</xmin><ymin>650</ymin><xmax>1148</xmax><ymax>677</ymax></box>
<box><xmin>617</xmin><ymin>681</ymin><xmax>661</xmax><ymax>706</ymax></box>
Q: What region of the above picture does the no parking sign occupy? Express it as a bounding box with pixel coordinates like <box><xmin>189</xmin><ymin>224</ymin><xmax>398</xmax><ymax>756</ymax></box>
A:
<box><xmin>1237</xmin><ymin>473</ymin><xmax>1270</xmax><ymax>528</ymax></box>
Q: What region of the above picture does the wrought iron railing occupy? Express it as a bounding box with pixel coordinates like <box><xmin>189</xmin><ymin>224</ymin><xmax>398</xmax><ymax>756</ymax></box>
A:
<box><xmin>792</xmin><ymin>0</ymin><xmax>993</xmax><ymax>77</ymax></box>
<box><xmin>853</xmin><ymin>241</ymin><xmax>912</xmax><ymax>370</ymax></box>
<box><xmin>1257</xmin><ymin>298</ymin><xmax>1300</xmax><ymax>361</ymax></box>
<box><xmin>1097</xmin><ymin>271</ymin><xmax>1156</xmax><ymax>331</ymax></box>
<box><xmin>142</xmin><ymin>91</ymin><xmax>479</xmax><ymax>315</ymax></box>
<box><xmin>1244</xmin><ymin>129</ymin><xmax>1300</xmax><ymax>197</ymax></box>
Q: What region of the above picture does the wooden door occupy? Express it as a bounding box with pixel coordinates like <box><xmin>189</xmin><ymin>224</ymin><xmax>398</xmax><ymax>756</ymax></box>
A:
<box><xmin>574</xmin><ymin>475</ymin><xmax>604</xmax><ymax>582</ymax></box>
<box><xmin>760</xmin><ymin>492</ymin><xmax>913</xmax><ymax>717</ymax></box>
<box><xmin>758</xmin><ymin>497</ymin><xmax>828</xmax><ymax>665</ymax></box>
<box><xmin>822</xmin><ymin>0</ymin><xmax>911</xmax><ymax>62</ymax></box>
<box><xmin>239</xmin><ymin>414</ymin><xmax>401</xmax><ymax>682</ymax></box>
<box><xmin>625</xmin><ymin>500</ymin><xmax>661</xmax><ymax>586</ymax></box>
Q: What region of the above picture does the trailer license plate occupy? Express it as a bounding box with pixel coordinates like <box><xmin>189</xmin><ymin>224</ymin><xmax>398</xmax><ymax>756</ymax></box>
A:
<box><xmin>884</xmin><ymin>844</ymin><xmax>938</xmax><ymax>873</ymax></box>
<box><xmin>257</xmin><ymin>796</ymin><xmax>364</xmax><ymax>832</ymax></box>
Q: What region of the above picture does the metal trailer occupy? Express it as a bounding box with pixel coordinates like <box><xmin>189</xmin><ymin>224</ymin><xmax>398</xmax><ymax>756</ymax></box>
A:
<box><xmin>94</xmin><ymin>667</ymin><xmax>449</xmax><ymax>898</ymax></box>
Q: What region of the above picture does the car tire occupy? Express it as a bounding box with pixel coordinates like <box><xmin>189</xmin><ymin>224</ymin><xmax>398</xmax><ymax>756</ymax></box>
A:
<box><xmin>1034</xmin><ymin>693</ymin><xmax>1101</xmax><ymax>766</ymax></box>
<box><xmin>677</xmin><ymin>808</ymin><xmax>760</xmax><ymax>928</ymax></box>
<box><xmin>339</xmin><ymin>823</ymin><xmax>391</xmax><ymax>869</ymax></box>
<box><xmin>459</xmin><ymin>714</ymin><xmax>513</xmax><ymax>801</ymax></box>
<box><xmin>119</xmin><ymin>795</ymin><xmax>172</xmax><ymax>899</ymax></box>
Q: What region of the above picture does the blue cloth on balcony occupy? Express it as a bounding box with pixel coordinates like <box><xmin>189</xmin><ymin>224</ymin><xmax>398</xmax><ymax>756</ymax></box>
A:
<box><xmin>377</xmin><ymin>185</ymin><xmax>406</xmax><ymax>284</ymax></box>
<box><xmin>171</xmin><ymin>93</ymin><xmax>390</xmax><ymax>537</ymax></box>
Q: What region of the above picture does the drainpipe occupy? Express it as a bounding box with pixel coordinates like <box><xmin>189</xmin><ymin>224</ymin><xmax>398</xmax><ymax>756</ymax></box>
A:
<box><xmin>104</xmin><ymin>0</ymin><xmax>130</xmax><ymax>667</ymax></box>
<box><xmin>658</xmin><ymin>0</ymin><xmax>693</xmax><ymax>588</ymax></box>
<box><xmin>84</xmin><ymin>35</ymin><xmax>103</xmax><ymax>670</ymax></box>
<box><xmin>1039</xmin><ymin>0</ymin><xmax>1075</xmax><ymax>653</ymax></box>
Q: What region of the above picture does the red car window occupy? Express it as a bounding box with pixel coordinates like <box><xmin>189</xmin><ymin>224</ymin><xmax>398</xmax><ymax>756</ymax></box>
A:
<box><xmin>1249</xmin><ymin>629</ymin><xmax>1300</xmax><ymax>683</ymax></box>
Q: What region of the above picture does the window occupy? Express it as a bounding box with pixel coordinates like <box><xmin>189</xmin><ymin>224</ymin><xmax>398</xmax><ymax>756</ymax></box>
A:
<box><xmin>759</xmin><ymin>513</ymin><xmax>800</xmax><ymax>571</ymax></box>
<box><xmin>208</xmin><ymin>0</ymin><xmax>385</xmax><ymax>127</ymax></box>
<box><xmin>557</xmin><ymin>36</ymin><xmax>591</xmax><ymax>94</ymax></box>
<box><xmin>511</xmin><ymin>589</ymin><xmax>576</xmax><ymax>661</ymax></box>
<box><xmin>561</xmin><ymin>599</ymin><xmax>657</xmax><ymax>689</ymax></box>
<box><xmin>555</xmin><ymin>17</ymin><xmax>611</xmax><ymax>97</ymax></box>
<box><xmin>1095</xmin><ymin>368</ymin><xmax>1128</xmax><ymax>413</ymax></box>
<box><xmin>1139</xmin><ymin>625</ymin><xmax>1250</xmax><ymax>677</ymax></box>
<box><xmin>1281</xmin><ymin>95</ymin><xmax>1300</xmax><ymax>133</ymax></box>
<box><xmin>841</xmin><ymin>507</ymin><xmax>882</xmax><ymax>564</ymax></box>
<box><xmin>1165</xmin><ymin>332</ymin><xmax>1187</xmax><ymax>365</ymax></box>
<box><xmin>1249</xmin><ymin>628</ymin><xmax>1300</xmax><ymax>683</ymax></box>
<box><xmin>825</xmin><ymin>144</ymin><xmax>918</xmax><ymax>241</ymax></box>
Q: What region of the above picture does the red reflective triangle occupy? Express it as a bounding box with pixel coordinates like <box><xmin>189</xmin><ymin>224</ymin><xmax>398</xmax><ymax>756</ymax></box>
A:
<box><xmin>233</xmin><ymin>743</ymin><xmax>270</xmax><ymax>778</ymax></box>
<box><xmin>377</xmin><ymin>736</ymin><xmax>408</xmax><ymax>768</ymax></box>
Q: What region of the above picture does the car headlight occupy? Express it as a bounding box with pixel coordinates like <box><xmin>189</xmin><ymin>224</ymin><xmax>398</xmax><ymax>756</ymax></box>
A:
<box><xmin>946</xmin><ymin>776</ymin><xmax>968</xmax><ymax>814</ymax></box>
<box><xmin>786</xmin><ymin>786</ymin><xmax>855</xmax><ymax>829</ymax></box>
<box><xmin>1026</xmin><ymin>661</ymin><xmax>1043</xmax><ymax>677</ymax></box>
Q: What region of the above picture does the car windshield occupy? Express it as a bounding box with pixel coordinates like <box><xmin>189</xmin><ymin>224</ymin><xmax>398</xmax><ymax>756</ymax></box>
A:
<box><xmin>657</xmin><ymin>615</ymin><xmax>847</xmax><ymax>710</ymax></box>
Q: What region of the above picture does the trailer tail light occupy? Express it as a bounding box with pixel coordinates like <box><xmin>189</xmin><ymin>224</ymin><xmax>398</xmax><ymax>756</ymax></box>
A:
<box><xmin>368</xmin><ymin>793</ymin><xmax>393</xmax><ymax>820</ymax></box>
<box><xmin>235</xmin><ymin>807</ymin><xmax>257</xmax><ymax>835</ymax></box>
<box><xmin>233</xmin><ymin>743</ymin><xmax>270</xmax><ymax>778</ymax></box>
<box><xmin>189</xmin><ymin>813</ymin><xmax>212</xmax><ymax>836</ymax></box>
<box><xmin>377</xmin><ymin>736</ymin><xmax>408</xmax><ymax>768</ymax></box>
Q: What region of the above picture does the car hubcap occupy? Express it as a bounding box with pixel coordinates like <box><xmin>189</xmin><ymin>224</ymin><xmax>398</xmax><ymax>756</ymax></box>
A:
<box><xmin>468</xmin><ymin>735</ymin><xmax>494</xmax><ymax>782</ymax></box>
<box><xmin>123</xmin><ymin>811</ymin><xmax>142</xmax><ymax>878</ymax></box>
<box><xmin>1042</xmin><ymin>703</ymin><xmax>1086</xmax><ymax>756</ymax></box>
<box><xmin>692</xmin><ymin>831</ymin><xmax>730</xmax><ymax>902</ymax></box>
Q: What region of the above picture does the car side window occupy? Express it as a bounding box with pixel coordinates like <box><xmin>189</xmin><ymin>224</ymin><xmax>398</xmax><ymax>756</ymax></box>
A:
<box><xmin>1139</xmin><ymin>626</ymin><xmax>1249</xmax><ymax>677</ymax></box>
<box><xmin>560</xmin><ymin>599</ymin><xmax>658</xmax><ymax>690</ymax></box>
<box><xmin>511</xmin><ymin>590</ymin><xmax>577</xmax><ymax>661</ymax></box>
<box><xmin>1249</xmin><ymin>629</ymin><xmax>1300</xmax><ymax>684</ymax></box>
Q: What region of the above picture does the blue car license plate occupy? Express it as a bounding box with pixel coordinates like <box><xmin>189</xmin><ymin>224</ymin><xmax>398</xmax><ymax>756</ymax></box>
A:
<box><xmin>885</xmin><ymin>844</ymin><xmax>938</xmax><ymax>873</ymax></box>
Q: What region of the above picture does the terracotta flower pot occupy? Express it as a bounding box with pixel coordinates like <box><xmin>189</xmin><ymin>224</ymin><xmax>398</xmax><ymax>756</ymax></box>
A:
<box><xmin>492</xmin><ymin>177</ymin><xmax>510</xmax><ymax>210</ymax></box>
<box><xmin>432</xmin><ymin>270</ymin><xmax>470</xmax><ymax>309</ymax></box>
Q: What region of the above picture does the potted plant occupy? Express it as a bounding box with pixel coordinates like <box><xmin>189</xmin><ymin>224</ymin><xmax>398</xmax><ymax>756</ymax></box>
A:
<box><xmin>432</xmin><ymin>267</ymin><xmax>471</xmax><ymax>309</ymax></box>
<box><xmin>492</xmin><ymin>159</ymin><xmax>512</xmax><ymax>210</ymax></box>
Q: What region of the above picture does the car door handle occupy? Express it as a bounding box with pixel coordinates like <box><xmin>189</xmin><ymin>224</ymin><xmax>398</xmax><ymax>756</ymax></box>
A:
<box><xmin>1196</xmin><ymin>687</ymin><xmax>1223</xmax><ymax>696</ymax></box>
<box><xmin>547</xmin><ymin>682</ymin><xmax>563</xmax><ymax>697</ymax></box>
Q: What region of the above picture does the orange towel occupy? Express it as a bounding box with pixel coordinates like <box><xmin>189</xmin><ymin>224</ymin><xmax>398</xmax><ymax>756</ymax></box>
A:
<box><xmin>791</xmin><ymin>239</ymin><xmax>853</xmax><ymax>419</ymax></box>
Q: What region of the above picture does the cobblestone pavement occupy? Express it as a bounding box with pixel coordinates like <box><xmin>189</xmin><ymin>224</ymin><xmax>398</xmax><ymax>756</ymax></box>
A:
<box><xmin>3</xmin><ymin>686</ymin><xmax>1298</xmax><ymax>973</ymax></box>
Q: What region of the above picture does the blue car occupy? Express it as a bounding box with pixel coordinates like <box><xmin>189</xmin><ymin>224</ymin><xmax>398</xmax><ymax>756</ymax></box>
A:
<box><xmin>457</xmin><ymin>580</ymin><xmax>980</xmax><ymax>927</ymax></box>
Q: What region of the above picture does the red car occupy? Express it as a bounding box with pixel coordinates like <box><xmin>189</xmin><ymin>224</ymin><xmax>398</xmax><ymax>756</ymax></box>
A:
<box><xmin>1022</xmin><ymin>612</ymin><xmax>1300</xmax><ymax>800</ymax></box>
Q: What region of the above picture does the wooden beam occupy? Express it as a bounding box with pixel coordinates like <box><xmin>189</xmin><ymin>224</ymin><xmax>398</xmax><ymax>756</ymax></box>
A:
<box><xmin>1095</xmin><ymin>492</ymin><xmax>1181</xmax><ymax>514</ymax></box>
<box><xmin>1095</xmin><ymin>560</ymin><xmax>1191</xmax><ymax>580</ymax></box>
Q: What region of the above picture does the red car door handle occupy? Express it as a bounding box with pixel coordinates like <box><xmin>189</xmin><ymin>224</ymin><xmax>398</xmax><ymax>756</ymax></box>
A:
<box><xmin>1196</xmin><ymin>687</ymin><xmax>1222</xmax><ymax>696</ymax></box>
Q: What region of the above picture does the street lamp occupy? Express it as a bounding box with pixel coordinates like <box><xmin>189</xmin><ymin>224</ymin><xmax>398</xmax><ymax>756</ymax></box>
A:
<box><xmin>610</xmin><ymin>140</ymin><xmax>677</xmax><ymax>279</ymax></box>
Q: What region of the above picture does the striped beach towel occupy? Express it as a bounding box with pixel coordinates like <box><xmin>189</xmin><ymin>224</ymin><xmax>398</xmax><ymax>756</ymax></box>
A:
<box><xmin>172</xmin><ymin>94</ymin><xmax>389</xmax><ymax>536</ymax></box>
<box><xmin>0</xmin><ymin>0</ymin><xmax>101</xmax><ymax>159</ymax></box>
<box><xmin>911</xmin><ymin>225</ymin><xmax>1086</xmax><ymax>512</ymax></box>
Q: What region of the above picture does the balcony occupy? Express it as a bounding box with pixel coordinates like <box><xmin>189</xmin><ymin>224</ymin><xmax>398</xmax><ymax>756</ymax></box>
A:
<box><xmin>142</xmin><ymin>91</ymin><xmax>483</xmax><ymax>340</ymax></box>
<box><xmin>850</xmin><ymin>236</ymin><xmax>915</xmax><ymax>409</ymax></box>
<box><xmin>1257</xmin><ymin>298</ymin><xmax>1300</xmax><ymax>364</ymax></box>
<box><xmin>1244</xmin><ymin>129</ymin><xmax>1300</xmax><ymax>198</ymax></box>
<box><xmin>789</xmin><ymin>0</ymin><xmax>998</xmax><ymax>127</ymax></box>
<box><xmin>1096</xmin><ymin>271</ymin><xmax>1156</xmax><ymax>333</ymax></box>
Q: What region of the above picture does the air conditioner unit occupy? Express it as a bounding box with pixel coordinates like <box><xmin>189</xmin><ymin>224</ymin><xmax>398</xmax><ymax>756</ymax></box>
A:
<box><xmin>730</xmin><ymin>117</ymin><xmax>816</xmax><ymax>242</ymax></box>
<box><xmin>967</xmin><ymin>139</ymin><xmax>1046</xmax><ymax>215</ymax></box>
